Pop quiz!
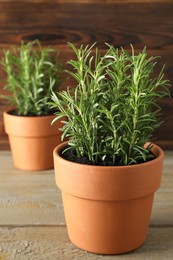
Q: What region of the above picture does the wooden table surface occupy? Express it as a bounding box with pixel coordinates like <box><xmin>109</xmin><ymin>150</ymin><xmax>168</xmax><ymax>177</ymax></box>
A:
<box><xmin>0</xmin><ymin>151</ymin><xmax>172</xmax><ymax>260</ymax></box>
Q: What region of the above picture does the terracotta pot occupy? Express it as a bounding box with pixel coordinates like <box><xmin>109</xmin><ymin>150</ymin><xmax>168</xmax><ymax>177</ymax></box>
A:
<box><xmin>4</xmin><ymin>110</ymin><xmax>63</xmax><ymax>170</ymax></box>
<box><xmin>53</xmin><ymin>141</ymin><xmax>164</xmax><ymax>254</ymax></box>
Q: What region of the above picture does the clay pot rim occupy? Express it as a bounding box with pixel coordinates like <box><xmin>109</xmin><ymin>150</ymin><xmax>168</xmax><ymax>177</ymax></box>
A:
<box><xmin>54</xmin><ymin>141</ymin><xmax>164</xmax><ymax>170</ymax></box>
<box><xmin>4</xmin><ymin>109</ymin><xmax>56</xmax><ymax>119</ymax></box>
<box><xmin>3</xmin><ymin>109</ymin><xmax>61</xmax><ymax>137</ymax></box>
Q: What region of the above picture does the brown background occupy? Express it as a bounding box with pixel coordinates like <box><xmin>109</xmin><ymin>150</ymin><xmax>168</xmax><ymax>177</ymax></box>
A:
<box><xmin>0</xmin><ymin>0</ymin><xmax>173</xmax><ymax>150</ymax></box>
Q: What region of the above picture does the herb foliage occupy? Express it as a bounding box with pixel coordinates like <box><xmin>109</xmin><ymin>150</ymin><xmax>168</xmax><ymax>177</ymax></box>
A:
<box><xmin>50</xmin><ymin>43</ymin><xmax>169</xmax><ymax>165</ymax></box>
<box><xmin>1</xmin><ymin>40</ymin><xmax>62</xmax><ymax>116</ymax></box>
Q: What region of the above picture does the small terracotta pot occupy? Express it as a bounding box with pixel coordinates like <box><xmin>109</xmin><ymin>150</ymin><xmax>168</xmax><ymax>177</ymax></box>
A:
<box><xmin>4</xmin><ymin>110</ymin><xmax>63</xmax><ymax>170</ymax></box>
<box><xmin>53</xmin><ymin>142</ymin><xmax>164</xmax><ymax>254</ymax></box>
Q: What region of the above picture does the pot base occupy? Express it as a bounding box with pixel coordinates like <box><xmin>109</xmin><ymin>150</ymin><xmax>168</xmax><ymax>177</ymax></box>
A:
<box><xmin>62</xmin><ymin>192</ymin><xmax>154</xmax><ymax>255</ymax></box>
<box><xmin>9</xmin><ymin>135</ymin><xmax>58</xmax><ymax>171</ymax></box>
<box><xmin>70</xmin><ymin>239</ymin><xmax>145</xmax><ymax>255</ymax></box>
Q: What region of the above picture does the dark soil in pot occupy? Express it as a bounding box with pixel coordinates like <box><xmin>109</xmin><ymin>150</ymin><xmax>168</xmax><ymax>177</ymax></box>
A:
<box><xmin>60</xmin><ymin>146</ymin><xmax>155</xmax><ymax>166</ymax></box>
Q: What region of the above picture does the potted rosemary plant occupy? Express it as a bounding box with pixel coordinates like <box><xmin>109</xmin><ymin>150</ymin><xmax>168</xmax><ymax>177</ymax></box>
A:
<box><xmin>2</xmin><ymin>40</ymin><xmax>62</xmax><ymax>170</ymax></box>
<box><xmin>50</xmin><ymin>43</ymin><xmax>169</xmax><ymax>254</ymax></box>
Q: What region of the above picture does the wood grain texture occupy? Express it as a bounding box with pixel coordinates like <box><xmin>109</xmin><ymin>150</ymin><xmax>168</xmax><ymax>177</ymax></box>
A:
<box><xmin>0</xmin><ymin>1</ymin><xmax>173</xmax><ymax>149</ymax></box>
<box><xmin>0</xmin><ymin>0</ymin><xmax>172</xmax><ymax>3</ymax></box>
<box><xmin>0</xmin><ymin>151</ymin><xmax>172</xmax><ymax>227</ymax></box>
<box><xmin>0</xmin><ymin>227</ymin><xmax>173</xmax><ymax>259</ymax></box>
<box><xmin>0</xmin><ymin>2</ymin><xmax>172</xmax><ymax>49</ymax></box>
<box><xmin>0</xmin><ymin>151</ymin><xmax>172</xmax><ymax>258</ymax></box>
<box><xmin>0</xmin><ymin>151</ymin><xmax>65</xmax><ymax>226</ymax></box>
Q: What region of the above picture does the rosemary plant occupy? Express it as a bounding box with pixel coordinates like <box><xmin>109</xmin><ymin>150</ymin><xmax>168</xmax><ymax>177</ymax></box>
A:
<box><xmin>1</xmin><ymin>40</ymin><xmax>62</xmax><ymax>116</ymax></box>
<box><xmin>50</xmin><ymin>43</ymin><xmax>169</xmax><ymax>165</ymax></box>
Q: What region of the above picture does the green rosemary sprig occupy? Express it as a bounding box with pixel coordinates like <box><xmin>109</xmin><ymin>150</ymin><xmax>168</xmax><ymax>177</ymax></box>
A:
<box><xmin>50</xmin><ymin>43</ymin><xmax>169</xmax><ymax>165</ymax></box>
<box><xmin>1</xmin><ymin>40</ymin><xmax>62</xmax><ymax>116</ymax></box>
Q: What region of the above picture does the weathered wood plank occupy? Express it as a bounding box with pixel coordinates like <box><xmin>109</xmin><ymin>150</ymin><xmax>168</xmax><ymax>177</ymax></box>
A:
<box><xmin>0</xmin><ymin>2</ymin><xmax>172</xmax><ymax>50</ymax></box>
<box><xmin>0</xmin><ymin>151</ymin><xmax>172</xmax><ymax>258</ymax></box>
<box><xmin>0</xmin><ymin>151</ymin><xmax>65</xmax><ymax>225</ymax></box>
<box><xmin>154</xmin><ymin>98</ymin><xmax>173</xmax><ymax>145</ymax></box>
<box><xmin>1</xmin><ymin>0</ymin><xmax>173</xmax><ymax>3</ymax></box>
<box><xmin>0</xmin><ymin>0</ymin><xmax>173</xmax><ymax>3</ymax></box>
<box><xmin>0</xmin><ymin>1</ymin><xmax>173</xmax><ymax>149</ymax></box>
<box><xmin>0</xmin><ymin>227</ymin><xmax>173</xmax><ymax>259</ymax></box>
<box><xmin>150</xmin><ymin>151</ymin><xmax>173</xmax><ymax>226</ymax></box>
<box><xmin>0</xmin><ymin>151</ymin><xmax>172</xmax><ymax>226</ymax></box>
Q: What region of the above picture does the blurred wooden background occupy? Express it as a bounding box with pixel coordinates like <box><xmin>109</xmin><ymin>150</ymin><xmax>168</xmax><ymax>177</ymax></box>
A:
<box><xmin>0</xmin><ymin>0</ymin><xmax>173</xmax><ymax>150</ymax></box>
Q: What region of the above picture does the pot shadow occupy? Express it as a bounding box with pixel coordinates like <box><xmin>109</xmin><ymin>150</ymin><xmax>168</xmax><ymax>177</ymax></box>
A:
<box><xmin>83</xmin><ymin>228</ymin><xmax>173</xmax><ymax>258</ymax></box>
